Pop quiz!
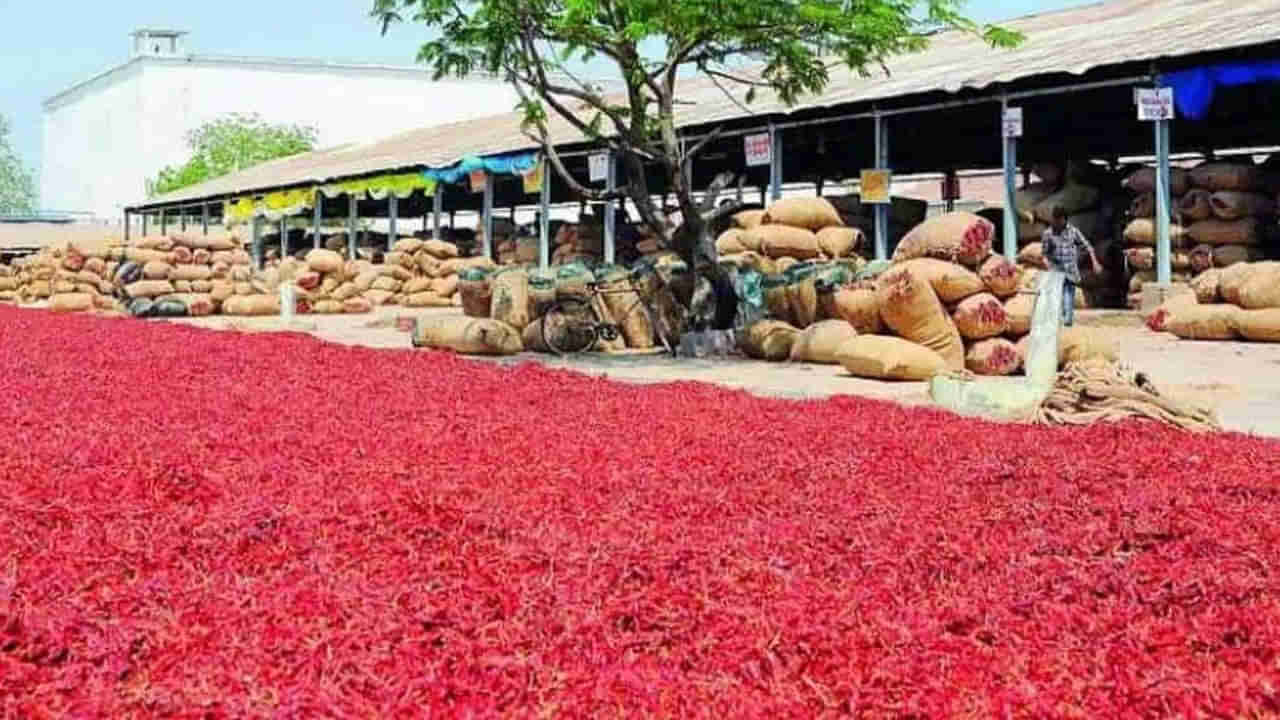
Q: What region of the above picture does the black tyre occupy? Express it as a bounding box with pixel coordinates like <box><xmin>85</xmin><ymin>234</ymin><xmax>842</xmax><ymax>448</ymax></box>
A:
<box><xmin>542</xmin><ymin>297</ymin><xmax>598</xmax><ymax>355</ymax></box>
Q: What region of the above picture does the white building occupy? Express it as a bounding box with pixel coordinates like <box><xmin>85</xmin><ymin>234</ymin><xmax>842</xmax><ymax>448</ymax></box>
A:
<box><xmin>42</xmin><ymin>29</ymin><xmax>522</xmax><ymax>221</ymax></box>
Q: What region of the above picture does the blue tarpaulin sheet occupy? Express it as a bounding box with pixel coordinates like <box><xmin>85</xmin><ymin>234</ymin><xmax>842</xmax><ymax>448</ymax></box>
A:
<box><xmin>1164</xmin><ymin>62</ymin><xmax>1280</xmax><ymax>120</ymax></box>
<box><xmin>423</xmin><ymin>152</ymin><xmax>540</xmax><ymax>184</ymax></box>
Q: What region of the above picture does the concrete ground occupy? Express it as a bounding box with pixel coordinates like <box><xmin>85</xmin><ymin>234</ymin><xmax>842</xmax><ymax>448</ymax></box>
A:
<box><xmin>160</xmin><ymin>306</ymin><xmax>1280</xmax><ymax>438</ymax></box>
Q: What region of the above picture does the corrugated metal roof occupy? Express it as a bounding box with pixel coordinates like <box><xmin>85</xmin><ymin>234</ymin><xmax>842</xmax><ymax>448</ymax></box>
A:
<box><xmin>136</xmin><ymin>0</ymin><xmax>1280</xmax><ymax>210</ymax></box>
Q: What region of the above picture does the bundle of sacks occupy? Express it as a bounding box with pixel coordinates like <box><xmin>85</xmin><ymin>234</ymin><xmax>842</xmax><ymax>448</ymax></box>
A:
<box><xmin>0</xmin><ymin>261</ymin><xmax>16</xmax><ymax>303</ymax></box>
<box><xmin>486</xmin><ymin>218</ymin><xmax>520</xmax><ymax>265</ymax></box>
<box><xmin>739</xmin><ymin>210</ymin><xmax>1113</xmax><ymax>380</ymax></box>
<box><xmin>1122</xmin><ymin>161</ymin><xmax>1276</xmax><ymax>307</ymax></box>
<box><xmin>718</xmin><ymin>196</ymin><xmax>865</xmax><ymax>272</ymax></box>
<box><xmin>1147</xmin><ymin>260</ymin><xmax>1280</xmax><ymax>342</ymax></box>
<box><xmin>7</xmin><ymin>240</ymin><xmax>123</xmax><ymax>313</ymax></box>
<box><xmin>550</xmin><ymin>221</ymin><xmax>604</xmax><ymax>266</ymax></box>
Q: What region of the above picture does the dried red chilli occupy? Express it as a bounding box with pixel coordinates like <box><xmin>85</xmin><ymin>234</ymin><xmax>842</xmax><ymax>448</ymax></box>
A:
<box><xmin>0</xmin><ymin>305</ymin><xmax>1279</xmax><ymax>717</ymax></box>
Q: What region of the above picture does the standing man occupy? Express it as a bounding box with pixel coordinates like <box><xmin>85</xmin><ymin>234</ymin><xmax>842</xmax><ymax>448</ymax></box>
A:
<box><xmin>1041</xmin><ymin>205</ymin><xmax>1102</xmax><ymax>327</ymax></box>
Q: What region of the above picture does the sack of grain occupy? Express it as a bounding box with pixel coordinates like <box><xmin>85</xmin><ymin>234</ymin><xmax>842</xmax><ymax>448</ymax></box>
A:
<box><xmin>371</xmin><ymin>275</ymin><xmax>401</xmax><ymax>293</ymax></box>
<box><xmin>402</xmin><ymin>277</ymin><xmax>432</xmax><ymax>295</ymax></box>
<box><xmin>458</xmin><ymin>268</ymin><xmax>493</xmax><ymax>318</ymax></box>
<box><xmin>892</xmin><ymin>212</ymin><xmax>994</xmax><ymax>267</ymax></box>
<box><xmin>1237</xmin><ymin>265</ymin><xmax>1280</xmax><ymax>309</ymax></box>
<box><xmin>1236</xmin><ymin>309</ymin><xmax>1280</xmax><ymax>342</ymax></box>
<box><xmin>405</xmin><ymin>292</ymin><xmax>453</xmax><ymax>308</ymax></box>
<box><xmin>965</xmin><ymin>338</ymin><xmax>1020</xmax><ymax>376</ymax></box>
<box><xmin>1123</xmin><ymin>218</ymin><xmax>1189</xmax><ymax>247</ymax></box>
<box><xmin>953</xmin><ymin>293</ymin><xmax>1008</xmax><ymax>340</ymax></box>
<box><xmin>815</xmin><ymin>227</ymin><xmax>862</xmax><ymax>258</ymax></box>
<box><xmin>1187</xmin><ymin>218</ymin><xmax>1262</xmax><ymax>246</ymax></box>
<box><xmin>1213</xmin><ymin>244</ymin><xmax>1261</xmax><ymax>268</ymax></box>
<box><xmin>738</xmin><ymin>319</ymin><xmax>800</xmax><ymax>361</ymax></box>
<box><xmin>352</xmin><ymin>270</ymin><xmax>380</xmax><ymax>293</ymax></box>
<box><xmin>343</xmin><ymin>297</ymin><xmax>373</xmax><ymax>314</ymax></box>
<box><xmin>49</xmin><ymin>293</ymin><xmax>94</xmax><ymax>312</ymax></box>
<box><xmin>233</xmin><ymin>281</ymin><xmax>254</xmax><ymax>296</ymax></box>
<box><xmin>307</xmin><ymin>249</ymin><xmax>344</xmax><ymax>274</ymax></box>
<box><xmin>751</xmin><ymin>225</ymin><xmax>822</xmax><ymax>260</ymax></box>
<box><xmin>163</xmin><ymin>294</ymin><xmax>215</xmax><ymax>317</ymax></box>
<box><xmin>1210</xmin><ymin>191</ymin><xmax>1275</xmax><ymax>220</ymax></box>
<box><xmin>1123</xmin><ymin>166</ymin><xmax>1190</xmax><ymax>196</ymax></box>
<box><xmin>1190</xmin><ymin>162</ymin><xmax>1265</xmax><ymax>192</ymax></box>
<box><xmin>1189</xmin><ymin>268</ymin><xmax>1222</xmax><ymax>303</ymax></box>
<box><xmin>1129</xmin><ymin>192</ymin><xmax>1173</xmax><ymax>220</ymax></box>
<box><xmin>1015</xmin><ymin>182</ymin><xmax>1056</xmax><ymax>219</ymax></box>
<box><xmin>169</xmin><ymin>246</ymin><xmax>194</xmax><ymax>265</ymax></box>
<box><xmin>490</xmin><ymin>269</ymin><xmax>531</xmax><ymax>330</ymax></box>
<box><xmin>732</xmin><ymin>210</ymin><xmax>766</xmax><ymax>231</ymax></box>
<box><xmin>597</xmin><ymin>266</ymin><xmax>654</xmax><ymax>349</ymax></box>
<box><xmin>521</xmin><ymin>316</ymin><xmax>553</xmax><ymax>353</ymax></box>
<box><xmin>899</xmin><ymin>258</ymin><xmax>985</xmax><ymax>303</ymax></box>
<box><xmin>762</xmin><ymin>274</ymin><xmax>793</xmax><ymax>324</ymax></box>
<box><xmin>789</xmin><ymin>319</ymin><xmax>858</xmax><ymax>364</ymax></box>
<box><xmin>977</xmin><ymin>255</ymin><xmax>1019</xmax><ymax>298</ymax></box>
<box><xmin>1218</xmin><ymin>262</ymin><xmax>1268</xmax><ymax>305</ymax></box>
<box><xmin>1032</xmin><ymin>183</ymin><xmax>1100</xmax><ymax>223</ymax></box>
<box><xmin>1017</xmin><ymin>242</ymin><xmax>1048</xmax><ymax>269</ymax></box>
<box><xmin>171</xmin><ymin>264</ymin><xmax>212</xmax><ymax>282</ymax></box>
<box><xmin>210</xmin><ymin>281</ymin><xmax>235</xmax><ymax>303</ymax></box>
<box><xmin>718</xmin><ymin>251</ymin><xmax>776</xmax><ymax>275</ymax></box>
<box><xmin>875</xmin><ymin>265</ymin><xmax>965</xmax><ymax>369</ymax></box>
<box><xmin>1165</xmin><ymin>303</ymin><xmax>1241</xmax><ymax>340</ymax></box>
<box><xmin>393</xmin><ymin>238</ymin><xmax>424</xmax><ymax>254</ymax></box>
<box><xmin>385</xmin><ymin>251</ymin><xmax>414</xmax><ymax>270</ymax></box>
<box><xmin>251</xmin><ymin>269</ymin><xmax>282</xmax><ymax>295</ymax></box>
<box><xmin>308</xmin><ymin>299</ymin><xmax>340</xmax><ymax>314</ymax></box>
<box><xmin>1058</xmin><ymin>327</ymin><xmax>1117</xmax><ymax>365</ymax></box>
<box><xmin>141</xmin><ymin>260</ymin><xmax>172</xmax><ymax>280</ymax></box>
<box><xmin>715</xmin><ymin>229</ymin><xmax>748</xmax><ymax>255</ymax></box>
<box><xmin>1178</xmin><ymin>189</ymin><xmax>1214</xmax><ymax>222</ymax></box>
<box><xmin>412</xmin><ymin>316</ymin><xmax>522</xmax><ymax>355</ymax></box>
<box><xmin>294</xmin><ymin>271</ymin><xmax>322</xmax><ymax>292</ymax></box>
<box><xmin>171</xmin><ymin>279</ymin><xmax>193</xmax><ymax>293</ymax></box>
<box><xmin>785</xmin><ymin>263</ymin><xmax>820</xmax><ymax>329</ymax></box>
<box><xmin>555</xmin><ymin>263</ymin><xmax>595</xmax><ymax>301</ymax></box>
<box><xmin>1187</xmin><ymin>245</ymin><xmax>1214</xmax><ymax>273</ymax></box>
<box><xmin>125</xmin><ymin>247</ymin><xmax>170</xmax><ymax>265</ymax></box>
<box><xmin>1003</xmin><ymin>291</ymin><xmax>1036</xmax><ymax>337</ymax></box>
<box><xmin>835</xmin><ymin>335</ymin><xmax>946</xmax><ymax>381</ymax></box>
<box><xmin>329</xmin><ymin>282</ymin><xmax>359</xmax><ymax>302</ymax></box>
<box><xmin>422</xmin><ymin>239</ymin><xmax>460</xmax><ymax>259</ymax></box>
<box><xmin>124</xmin><ymin>279</ymin><xmax>175</xmax><ymax>298</ymax></box>
<box><xmin>365</xmin><ymin>289</ymin><xmax>396</xmax><ymax>306</ymax></box>
<box><xmin>762</xmin><ymin>197</ymin><xmax>843</xmax><ymax>231</ymax></box>
<box><xmin>222</xmin><ymin>294</ymin><xmax>280</xmax><ymax>316</ymax></box>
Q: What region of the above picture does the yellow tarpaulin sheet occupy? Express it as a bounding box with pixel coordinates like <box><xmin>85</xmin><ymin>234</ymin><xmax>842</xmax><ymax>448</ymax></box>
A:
<box><xmin>319</xmin><ymin>173</ymin><xmax>436</xmax><ymax>200</ymax></box>
<box><xmin>224</xmin><ymin>197</ymin><xmax>257</xmax><ymax>225</ymax></box>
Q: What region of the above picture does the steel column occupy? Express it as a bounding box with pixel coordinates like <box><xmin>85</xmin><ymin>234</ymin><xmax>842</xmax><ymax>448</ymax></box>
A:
<box><xmin>388</xmin><ymin>194</ymin><xmax>398</xmax><ymax>252</ymax></box>
<box><xmin>432</xmin><ymin>184</ymin><xmax>443</xmax><ymax>241</ymax></box>
<box><xmin>280</xmin><ymin>217</ymin><xmax>289</xmax><ymax>259</ymax></box>
<box><xmin>768</xmin><ymin>124</ymin><xmax>783</xmax><ymax>202</ymax></box>
<box><xmin>873</xmin><ymin>114</ymin><xmax>890</xmax><ymax>261</ymax></box>
<box><xmin>482</xmin><ymin>174</ymin><xmax>494</xmax><ymax>260</ymax></box>
<box><xmin>123</xmin><ymin>211</ymin><xmax>131</xmax><ymax>242</ymax></box>
<box><xmin>160</xmin><ymin>209</ymin><xmax>167</xmax><ymax>237</ymax></box>
<box><xmin>604</xmin><ymin>153</ymin><xmax>617</xmax><ymax>265</ymax></box>
<box><xmin>312</xmin><ymin>191</ymin><xmax>322</xmax><ymax>249</ymax></box>
<box><xmin>201</xmin><ymin>203</ymin><xmax>209</xmax><ymax>235</ymax></box>
<box><xmin>1001</xmin><ymin>99</ymin><xmax>1018</xmax><ymax>262</ymax></box>
<box><xmin>180</xmin><ymin>208</ymin><xmax>187</xmax><ymax>232</ymax></box>
<box><xmin>142</xmin><ymin>213</ymin><xmax>148</xmax><ymax>236</ymax></box>
<box><xmin>1155</xmin><ymin>116</ymin><xmax>1172</xmax><ymax>285</ymax></box>
<box><xmin>251</xmin><ymin>216</ymin><xmax>263</xmax><ymax>270</ymax></box>
<box><xmin>347</xmin><ymin>194</ymin><xmax>358</xmax><ymax>260</ymax></box>
<box><xmin>539</xmin><ymin>163</ymin><xmax>551</xmax><ymax>269</ymax></box>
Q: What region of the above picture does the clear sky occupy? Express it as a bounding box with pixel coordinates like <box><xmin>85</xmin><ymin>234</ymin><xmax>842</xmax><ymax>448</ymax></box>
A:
<box><xmin>1</xmin><ymin>0</ymin><xmax>1092</xmax><ymax>203</ymax></box>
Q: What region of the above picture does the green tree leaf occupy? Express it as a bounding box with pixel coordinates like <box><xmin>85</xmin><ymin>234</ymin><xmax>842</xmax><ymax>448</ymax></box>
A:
<box><xmin>0</xmin><ymin>114</ymin><xmax>37</xmax><ymax>215</ymax></box>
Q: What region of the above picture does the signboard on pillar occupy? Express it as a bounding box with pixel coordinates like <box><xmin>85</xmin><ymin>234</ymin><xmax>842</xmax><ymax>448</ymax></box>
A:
<box><xmin>860</xmin><ymin>169</ymin><xmax>891</xmax><ymax>204</ymax></box>
<box><xmin>522</xmin><ymin>160</ymin><xmax>544</xmax><ymax>195</ymax></box>
<box><xmin>468</xmin><ymin>170</ymin><xmax>487</xmax><ymax>193</ymax></box>
<box><xmin>1136</xmin><ymin>88</ymin><xmax>1174</xmax><ymax>121</ymax></box>
<box><xmin>1002</xmin><ymin>107</ymin><xmax>1023</xmax><ymax>138</ymax></box>
<box><xmin>588</xmin><ymin>153</ymin><xmax>609</xmax><ymax>183</ymax></box>
<box><xmin>744</xmin><ymin>133</ymin><xmax>772</xmax><ymax>167</ymax></box>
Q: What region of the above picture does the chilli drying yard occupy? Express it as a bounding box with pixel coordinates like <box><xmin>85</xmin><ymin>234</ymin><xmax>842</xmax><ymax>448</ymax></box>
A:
<box><xmin>3</xmin><ymin>305</ymin><xmax>1280</xmax><ymax>716</ymax></box>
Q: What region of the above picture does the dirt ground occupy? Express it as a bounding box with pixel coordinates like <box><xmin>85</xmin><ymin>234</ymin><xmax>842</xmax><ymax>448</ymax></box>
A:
<box><xmin>156</xmin><ymin>306</ymin><xmax>1280</xmax><ymax>439</ymax></box>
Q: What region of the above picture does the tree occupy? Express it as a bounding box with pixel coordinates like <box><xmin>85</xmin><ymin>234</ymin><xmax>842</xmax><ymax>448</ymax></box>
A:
<box><xmin>0</xmin><ymin>114</ymin><xmax>36</xmax><ymax>215</ymax></box>
<box><xmin>148</xmin><ymin>113</ymin><xmax>318</xmax><ymax>197</ymax></box>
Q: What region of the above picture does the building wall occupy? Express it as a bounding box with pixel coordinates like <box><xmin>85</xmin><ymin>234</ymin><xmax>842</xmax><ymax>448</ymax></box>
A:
<box><xmin>42</xmin><ymin>58</ymin><xmax>520</xmax><ymax>221</ymax></box>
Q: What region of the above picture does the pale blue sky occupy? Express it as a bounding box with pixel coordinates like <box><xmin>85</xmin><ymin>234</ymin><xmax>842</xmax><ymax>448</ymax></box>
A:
<box><xmin>1</xmin><ymin>0</ymin><xmax>1091</xmax><ymax>198</ymax></box>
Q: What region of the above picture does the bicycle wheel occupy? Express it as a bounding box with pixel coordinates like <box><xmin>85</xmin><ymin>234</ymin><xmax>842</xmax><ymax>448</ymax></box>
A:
<box><xmin>542</xmin><ymin>297</ymin><xmax>599</xmax><ymax>355</ymax></box>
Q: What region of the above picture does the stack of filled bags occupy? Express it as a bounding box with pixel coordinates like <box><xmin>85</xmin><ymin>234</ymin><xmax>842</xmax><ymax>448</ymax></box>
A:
<box><xmin>6</xmin><ymin>239</ymin><xmax>121</xmax><ymax>313</ymax></box>
<box><xmin>716</xmin><ymin>196</ymin><xmax>866</xmax><ymax>282</ymax></box>
<box><xmin>1148</xmin><ymin>261</ymin><xmax>1280</xmax><ymax>342</ymax></box>
<box><xmin>484</xmin><ymin>218</ymin><xmax>519</xmax><ymax>265</ymax></box>
<box><xmin>550</xmin><ymin>220</ymin><xmax>604</xmax><ymax>266</ymax></box>
<box><xmin>113</xmin><ymin>232</ymin><xmax>246</xmax><ymax>317</ymax></box>
<box><xmin>0</xmin><ymin>261</ymin><xmax>15</xmax><ymax>303</ymax></box>
<box><xmin>826</xmin><ymin>195</ymin><xmax>928</xmax><ymax>257</ymax></box>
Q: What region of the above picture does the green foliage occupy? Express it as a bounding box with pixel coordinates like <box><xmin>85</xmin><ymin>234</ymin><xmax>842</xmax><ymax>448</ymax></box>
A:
<box><xmin>0</xmin><ymin>115</ymin><xmax>36</xmax><ymax>215</ymax></box>
<box><xmin>147</xmin><ymin>113</ymin><xmax>318</xmax><ymax>197</ymax></box>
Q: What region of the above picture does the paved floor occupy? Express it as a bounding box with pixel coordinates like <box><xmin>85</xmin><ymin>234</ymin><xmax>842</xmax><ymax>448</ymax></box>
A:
<box><xmin>162</xmin><ymin>306</ymin><xmax>1280</xmax><ymax>438</ymax></box>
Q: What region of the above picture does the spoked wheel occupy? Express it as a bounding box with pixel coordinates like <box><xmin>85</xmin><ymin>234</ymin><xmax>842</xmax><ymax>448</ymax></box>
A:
<box><xmin>542</xmin><ymin>297</ymin><xmax>599</xmax><ymax>355</ymax></box>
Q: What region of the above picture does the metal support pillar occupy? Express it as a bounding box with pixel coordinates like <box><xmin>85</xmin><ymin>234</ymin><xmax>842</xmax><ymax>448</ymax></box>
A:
<box><xmin>538</xmin><ymin>164</ymin><xmax>551</xmax><ymax>269</ymax></box>
<box><xmin>201</xmin><ymin>203</ymin><xmax>209</xmax><ymax>235</ymax></box>
<box><xmin>347</xmin><ymin>194</ymin><xmax>358</xmax><ymax>260</ymax></box>
<box><xmin>873</xmin><ymin>113</ymin><xmax>890</xmax><ymax>261</ymax></box>
<box><xmin>251</xmin><ymin>216</ymin><xmax>263</xmax><ymax>270</ymax></box>
<box><xmin>280</xmin><ymin>217</ymin><xmax>289</xmax><ymax>259</ymax></box>
<box><xmin>482</xmin><ymin>174</ymin><xmax>495</xmax><ymax>260</ymax></box>
<box><xmin>160</xmin><ymin>209</ymin><xmax>167</xmax><ymax>237</ymax></box>
<box><xmin>142</xmin><ymin>213</ymin><xmax>148</xmax><ymax>237</ymax></box>
<box><xmin>768</xmin><ymin>124</ymin><xmax>783</xmax><ymax>202</ymax></box>
<box><xmin>1001</xmin><ymin>100</ymin><xmax>1018</xmax><ymax>262</ymax></box>
<box><xmin>123</xmin><ymin>211</ymin><xmax>131</xmax><ymax>242</ymax></box>
<box><xmin>604</xmin><ymin>152</ymin><xmax>617</xmax><ymax>265</ymax></box>
<box><xmin>432</xmin><ymin>184</ymin><xmax>443</xmax><ymax>241</ymax></box>
<box><xmin>312</xmin><ymin>192</ymin><xmax>322</xmax><ymax>249</ymax></box>
<box><xmin>180</xmin><ymin>208</ymin><xmax>187</xmax><ymax>232</ymax></box>
<box><xmin>1154</xmin><ymin>115</ymin><xmax>1172</xmax><ymax>285</ymax></box>
<box><xmin>388</xmin><ymin>194</ymin><xmax>398</xmax><ymax>251</ymax></box>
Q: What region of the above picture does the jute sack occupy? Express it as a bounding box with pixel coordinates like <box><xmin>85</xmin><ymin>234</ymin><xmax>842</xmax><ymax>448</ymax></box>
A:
<box><xmin>1124</xmin><ymin>219</ymin><xmax>1189</xmax><ymax>247</ymax></box>
<box><xmin>1237</xmin><ymin>266</ymin><xmax>1280</xmax><ymax>310</ymax></box>
<box><xmin>222</xmin><ymin>294</ymin><xmax>279</xmax><ymax>316</ymax></box>
<box><xmin>124</xmin><ymin>280</ymin><xmax>175</xmax><ymax>298</ymax></box>
<box><xmin>422</xmin><ymin>239</ymin><xmax>460</xmax><ymax>259</ymax></box>
<box><xmin>1187</xmin><ymin>245</ymin><xmax>1214</xmax><ymax>274</ymax></box>
<box><xmin>251</xmin><ymin>269</ymin><xmax>281</xmax><ymax>295</ymax></box>
<box><xmin>292</xmin><ymin>271</ymin><xmax>321</xmax><ymax>291</ymax></box>
<box><xmin>521</xmin><ymin>316</ymin><xmax>553</xmax><ymax>353</ymax></box>
<box><xmin>762</xmin><ymin>197</ymin><xmax>844</xmax><ymax>231</ymax></box>
<box><xmin>393</xmin><ymin>238</ymin><xmax>424</xmax><ymax>254</ymax></box>
<box><xmin>343</xmin><ymin>297</ymin><xmax>373</xmax><ymax>314</ymax></box>
<box><xmin>738</xmin><ymin>319</ymin><xmax>800</xmax><ymax>361</ymax></box>
<box><xmin>1017</xmin><ymin>242</ymin><xmax>1048</xmax><ymax>270</ymax></box>
<box><xmin>1015</xmin><ymin>182</ymin><xmax>1056</xmax><ymax>218</ymax></box>
<box><xmin>1019</xmin><ymin>219</ymin><xmax>1048</xmax><ymax>242</ymax></box>
<box><xmin>898</xmin><ymin>258</ymin><xmax>985</xmax><ymax>304</ymax></box>
<box><xmin>490</xmin><ymin>270</ymin><xmax>532</xmax><ymax>330</ymax></box>
<box><xmin>1124</xmin><ymin>166</ymin><xmax>1190</xmax><ymax>196</ymax></box>
<box><xmin>382</xmin><ymin>264</ymin><xmax>413</xmax><ymax>282</ymax></box>
<box><xmin>732</xmin><ymin>210</ymin><xmax>767</xmax><ymax>231</ymax></box>
<box><xmin>164</xmin><ymin>294</ymin><xmax>215</xmax><ymax>317</ymax></box>
<box><xmin>458</xmin><ymin>269</ymin><xmax>493</xmax><ymax>318</ymax></box>
<box><xmin>762</xmin><ymin>274</ymin><xmax>793</xmax><ymax>325</ymax></box>
<box><xmin>172</xmin><ymin>280</ymin><xmax>193</xmax><ymax>294</ymax></box>
<box><xmin>234</xmin><ymin>281</ymin><xmax>254</xmax><ymax>296</ymax></box>
<box><xmin>590</xmin><ymin>291</ymin><xmax>628</xmax><ymax>353</ymax></box>
<box><xmin>1058</xmin><ymin>327</ymin><xmax>1117</xmax><ymax>365</ymax></box>
<box><xmin>210</xmin><ymin>282</ymin><xmax>235</xmax><ymax>303</ymax></box>
<box><xmin>1187</xmin><ymin>218</ymin><xmax>1262</xmax><ymax>247</ymax></box>
<box><xmin>1190</xmin><ymin>269</ymin><xmax>1223</xmax><ymax>303</ymax></box>
<box><xmin>597</xmin><ymin>267</ymin><xmax>654</xmax><ymax>349</ymax></box>
<box><xmin>718</xmin><ymin>252</ymin><xmax>776</xmax><ymax>275</ymax></box>
<box><xmin>405</xmin><ymin>292</ymin><xmax>454</xmax><ymax>308</ymax></box>
<box><xmin>354</xmin><ymin>270</ymin><xmax>381</xmax><ymax>292</ymax></box>
<box><xmin>126</xmin><ymin>248</ymin><xmax>170</xmax><ymax>265</ymax></box>
<box><xmin>371</xmin><ymin>275</ymin><xmax>401</xmax><ymax>293</ymax></box>
<box><xmin>1179</xmin><ymin>189</ymin><xmax>1214</xmax><ymax>222</ymax></box>
<box><xmin>835</xmin><ymin>335</ymin><xmax>947</xmax><ymax>381</ymax></box>
<box><xmin>1190</xmin><ymin>162</ymin><xmax>1265</xmax><ymax>192</ymax></box>
<box><xmin>142</xmin><ymin>260</ymin><xmax>172</xmax><ymax>280</ymax></box>
<box><xmin>789</xmin><ymin>319</ymin><xmax>858</xmax><ymax>364</ymax></box>
<box><xmin>331</xmin><ymin>282</ymin><xmax>360</xmax><ymax>301</ymax></box>
<box><xmin>875</xmin><ymin>265</ymin><xmax>965</xmax><ymax>370</ymax></box>
<box><xmin>953</xmin><ymin>293</ymin><xmax>1008</xmax><ymax>340</ymax></box>
<box><xmin>402</xmin><ymin>277</ymin><xmax>432</xmax><ymax>295</ymax></box>
<box><xmin>171</xmin><ymin>264</ymin><xmax>213</xmax><ymax>282</ymax></box>
<box><xmin>1166</xmin><ymin>304</ymin><xmax>1241</xmax><ymax>340</ymax></box>
<box><xmin>169</xmin><ymin>247</ymin><xmax>194</xmax><ymax>265</ymax></box>
<box><xmin>49</xmin><ymin>293</ymin><xmax>94</xmax><ymax>313</ymax></box>
<box><xmin>785</xmin><ymin>264</ymin><xmax>821</xmax><ymax>329</ymax></box>
<box><xmin>306</xmin><ymin>249</ymin><xmax>345</xmax><ymax>274</ymax></box>
<box><xmin>815</xmin><ymin>227</ymin><xmax>862</xmax><ymax>258</ymax></box>
<box><xmin>893</xmin><ymin>212</ymin><xmax>994</xmax><ymax>267</ymax></box>
<box><xmin>312</xmin><ymin>299</ymin><xmax>344</xmax><ymax>314</ymax></box>
<box><xmin>1236</xmin><ymin>309</ymin><xmax>1280</xmax><ymax>342</ymax></box>
<box><xmin>0</xmin><ymin>277</ymin><xmax>14</xmax><ymax>292</ymax></box>
<box><xmin>385</xmin><ymin>251</ymin><xmax>415</xmax><ymax>270</ymax></box>
<box><xmin>979</xmin><ymin>255</ymin><xmax>1019</xmax><ymax>299</ymax></box>
<box><xmin>1210</xmin><ymin>191</ymin><xmax>1275</xmax><ymax>220</ymax></box>
<box><xmin>715</xmin><ymin>230</ymin><xmax>749</xmax><ymax>255</ymax></box>
<box><xmin>135</xmin><ymin>235</ymin><xmax>174</xmax><ymax>251</ymax></box>
<box><xmin>52</xmin><ymin>280</ymin><xmax>77</xmax><ymax>295</ymax></box>
<box><xmin>528</xmin><ymin>269</ymin><xmax>558</xmax><ymax>318</ymax></box>
<box><xmin>1213</xmin><ymin>244</ymin><xmax>1261</xmax><ymax>268</ymax></box>
<box><xmin>965</xmin><ymin>338</ymin><xmax>1021</xmax><ymax>376</ymax></box>
<box><xmin>190</xmin><ymin>279</ymin><xmax>215</xmax><ymax>294</ymax></box>
<box><xmin>1032</xmin><ymin>183</ymin><xmax>1100</xmax><ymax>223</ymax></box>
<box><xmin>363</xmin><ymin>289</ymin><xmax>395</xmax><ymax>306</ymax></box>
<box><xmin>752</xmin><ymin>225</ymin><xmax>822</xmax><ymax>260</ymax></box>
<box><xmin>28</xmin><ymin>280</ymin><xmax>51</xmax><ymax>298</ymax></box>
<box><xmin>1004</xmin><ymin>292</ymin><xmax>1035</xmax><ymax>337</ymax></box>
<box><xmin>1218</xmin><ymin>262</ymin><xmax>1271</xmax><ymax>305</ymax></box>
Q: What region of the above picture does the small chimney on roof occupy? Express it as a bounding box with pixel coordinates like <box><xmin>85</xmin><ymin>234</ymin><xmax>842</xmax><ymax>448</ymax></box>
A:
<box><xmin>131</xmin><ymin>29</ymin><xmax>188</xmax><ymax>59</ymax></box>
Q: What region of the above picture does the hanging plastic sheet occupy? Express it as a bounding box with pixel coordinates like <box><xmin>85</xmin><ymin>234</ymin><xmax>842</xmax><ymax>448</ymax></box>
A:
<box><xmin>223</xmin><ymin>197</ymin><xmax>257</xmax><ymax>226</ymax></box>
<box><xmin>423</xmin><ymin>152</ymin><xmax>541</xmax><ymax>185</ymax></box>
<box><xmin>1164</xmin><ymin>62</ymin><xmax>1280</xmax><ymax>120</ymax></box>
<box><xmin>365</xmin><ymin>173</ymin><xmax>436</xmax><ymax>200</ymax></box>
<box><xmin>929</xmin><ymin>270</ymin><xmax>1063</xmax><ymax>421</ymax></box>
<box><xmin>259</xmin><ymin>189</ymin><xmax>314</xmax><ymax>221</ymax></box>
